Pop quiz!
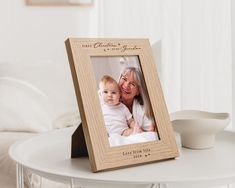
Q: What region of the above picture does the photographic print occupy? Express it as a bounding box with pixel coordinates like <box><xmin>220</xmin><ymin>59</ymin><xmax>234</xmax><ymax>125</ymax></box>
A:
<box><xmin>65</xmin><ymin>38</ymin><xmax>179</xmax><ymax>172</ymax></box>
<box><xmin>91</xmin><ymin>56</ymin><xmax>159</xmax><ymax>147</ymax></box>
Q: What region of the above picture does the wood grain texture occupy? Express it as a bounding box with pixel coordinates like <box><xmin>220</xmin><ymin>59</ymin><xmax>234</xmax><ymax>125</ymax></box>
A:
<box><xmin>65</xmin><ymin>38</ymin><xmax>179</xmax><ymax>172</ymax></box>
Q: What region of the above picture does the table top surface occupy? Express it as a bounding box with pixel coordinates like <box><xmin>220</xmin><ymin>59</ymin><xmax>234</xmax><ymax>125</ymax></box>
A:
<box><xmin>9</xmin><ymin>126</ymin><xmax>235</xmax><ymax>187</ymax></box>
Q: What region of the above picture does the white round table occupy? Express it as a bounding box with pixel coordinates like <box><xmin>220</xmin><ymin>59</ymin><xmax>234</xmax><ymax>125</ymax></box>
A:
<box><xmin>9</xmin><ymin>127</ymin><xmax>235</xmax><ymax>188</ymax></box>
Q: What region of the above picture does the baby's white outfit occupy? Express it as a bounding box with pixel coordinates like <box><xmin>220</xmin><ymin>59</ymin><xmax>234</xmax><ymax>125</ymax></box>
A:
<box><xmin>101</xmin><ymin>103</ymin><xmax>132</xmax><ymax>135</ymax></box>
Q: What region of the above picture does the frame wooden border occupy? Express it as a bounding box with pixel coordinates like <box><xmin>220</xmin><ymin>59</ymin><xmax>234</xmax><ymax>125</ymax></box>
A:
<box><xmin>26</xmin><ymin>0</ymin><xmax>94</xmax><ymax>6</ymax></box>
<box><xmin>65</xmin><ymin>38</ymin><xmax>179</xmax><ymax>172</ymax></box>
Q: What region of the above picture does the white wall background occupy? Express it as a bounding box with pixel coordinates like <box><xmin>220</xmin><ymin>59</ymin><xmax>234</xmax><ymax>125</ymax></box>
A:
<box><xmin>0</xmin><ymin>0</ymin><xmax>97</xmax><ymax>64</ymax></box>
<box><xmin>0</xmin><ymin>0</ymin><xmax>100</xmax><ymax>117</ymax></box>
<box><xmin>182</xmin><ymin>0</ymin><xmax>232</xmax><ymax>129</ymax></box>
<box><xmin>181</xmin><ymin>0</ymin><xmax>232</xmax><ymax>113</ymax></box>
<box><xmin>232</xmin><ymin>0</ymin><xmax>235</xmax><ymax>129</ymax></box>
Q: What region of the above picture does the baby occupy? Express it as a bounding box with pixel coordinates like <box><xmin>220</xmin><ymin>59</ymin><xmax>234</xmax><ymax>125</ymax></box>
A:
<box><xmin>99</xmin><ymin>75</ymin><xmax>142</xmax><ymax>136</ymax></box>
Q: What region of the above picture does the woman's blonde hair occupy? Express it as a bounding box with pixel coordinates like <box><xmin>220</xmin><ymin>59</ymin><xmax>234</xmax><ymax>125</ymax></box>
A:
<box><xmin>120</xmin><ymin>67</ymin><xmax>153</xmax><ymax>118</ymax></box>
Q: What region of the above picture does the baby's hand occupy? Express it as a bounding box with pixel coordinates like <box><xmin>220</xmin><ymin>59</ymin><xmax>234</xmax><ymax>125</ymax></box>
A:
<box><xmin>148</xmin><ymin>124</ymin><xmax>156</xmax><ymax>132</ymax></box>
<box><xmin>132</xmin><ymin>122</ymin><xmax>143</xmax><ymax>134</ymax></box>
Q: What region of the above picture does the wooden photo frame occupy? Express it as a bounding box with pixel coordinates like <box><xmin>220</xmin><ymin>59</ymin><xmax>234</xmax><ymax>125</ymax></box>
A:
<box><xmin>65</xmin><ymin>38</ymin><xmax>179</xmax><ymax>172</ymax></box>
<box><xmin>26</xmin><ymin>0</ymin><xmax>94</xmax><ymax>6</ymax></box>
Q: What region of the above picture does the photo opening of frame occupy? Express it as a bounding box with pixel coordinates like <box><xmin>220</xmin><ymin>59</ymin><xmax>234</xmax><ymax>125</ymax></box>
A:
<box><xmin>91</xmin><ymin>55</ymin><xmax>160</xmax><ymax>147</ymax></box>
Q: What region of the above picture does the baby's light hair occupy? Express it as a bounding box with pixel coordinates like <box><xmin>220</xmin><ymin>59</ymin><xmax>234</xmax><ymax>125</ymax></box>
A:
<box><xmin>100</xmin><ymin>75</ymin><xmax>120</xmax><ymax>92</ymax></box>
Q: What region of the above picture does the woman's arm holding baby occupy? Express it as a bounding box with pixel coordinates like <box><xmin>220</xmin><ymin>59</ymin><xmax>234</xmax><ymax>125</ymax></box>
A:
<box><xmin>121</xmin><ymin>118</ymin><xmax>143</xmax><ymax>136</ymax></box>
